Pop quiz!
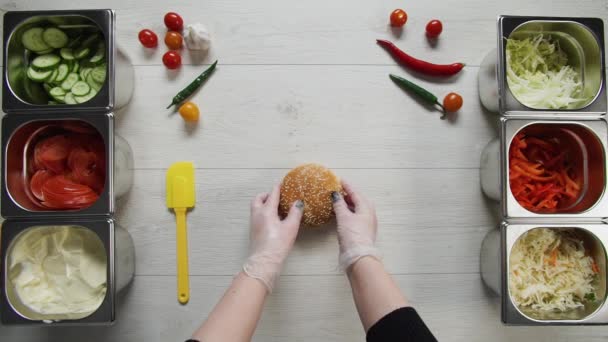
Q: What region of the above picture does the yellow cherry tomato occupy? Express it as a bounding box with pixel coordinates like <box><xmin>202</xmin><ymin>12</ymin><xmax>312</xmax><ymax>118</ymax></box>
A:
<box><xmin>178</xmin><ymin>102</ymin><xmax>200</xmax><ymax>122</ymax></box>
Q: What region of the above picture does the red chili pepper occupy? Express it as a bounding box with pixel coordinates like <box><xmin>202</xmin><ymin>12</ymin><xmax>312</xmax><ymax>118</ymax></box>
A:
<box><xmin>376</xmin><ymin>39</ymin><xmax>464</xmax><ymax>76</ymax></box>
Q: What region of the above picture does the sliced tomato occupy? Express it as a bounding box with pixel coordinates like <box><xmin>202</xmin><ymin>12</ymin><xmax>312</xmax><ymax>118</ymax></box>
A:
<box><xmin>34</xmin><ymin>135</ymin><xmax>72</xmax><ymax>173</ymax></box>
<box><xmin>30</xmin><ymin>169</ymin><xmax>55</xmax><ymax>201</ymax></box>
<box><xmin>68</xmin><ymin>147</ymin><xmax>105</xmax><ymax>193</ymax></box>
<box><xmin>41</xmin><ymin>175</ymin><xmax>99</xmax><ymax>209</ymax></box>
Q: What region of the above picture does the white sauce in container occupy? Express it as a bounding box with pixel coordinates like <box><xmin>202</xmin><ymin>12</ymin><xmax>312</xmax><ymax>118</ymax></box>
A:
<box><xmin>8</xmin><ymin>226</ymin><xmax>107</xmax><ymax>321</ymax></box>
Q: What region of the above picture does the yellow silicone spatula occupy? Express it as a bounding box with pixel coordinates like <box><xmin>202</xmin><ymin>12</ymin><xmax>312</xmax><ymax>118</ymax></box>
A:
<box><xmin>166</xmin><ymin>161</ymin><xmax>195</xmax><ymax>304</ymax></box>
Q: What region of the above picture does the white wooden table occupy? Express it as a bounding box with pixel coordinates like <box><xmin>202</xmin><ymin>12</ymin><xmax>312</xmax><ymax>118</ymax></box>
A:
<box><xmin>1</xmin><ymin>1</ymin><xmax>608</xmax><ymax>341</ymax></box>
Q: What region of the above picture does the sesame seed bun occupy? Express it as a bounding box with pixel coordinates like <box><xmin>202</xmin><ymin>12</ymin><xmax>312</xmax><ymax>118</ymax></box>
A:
<box><xmin>279</xmin><ymin>163</ymin><xmax>342</xmax><ymax>226</ymax></box>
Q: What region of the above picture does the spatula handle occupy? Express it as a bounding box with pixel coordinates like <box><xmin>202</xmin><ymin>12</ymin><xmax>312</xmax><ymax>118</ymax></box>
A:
<box><xmin>175</xmin><ymin>207</ymin><xmax>190</xmax><ymax>304</ymax></box>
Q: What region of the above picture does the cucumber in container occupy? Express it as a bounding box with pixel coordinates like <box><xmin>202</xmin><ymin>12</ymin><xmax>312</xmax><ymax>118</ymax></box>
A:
<box><xmin>21</xmin><ymin>25</ymin><xmax>107</xmax><ymax>105</ymax></box>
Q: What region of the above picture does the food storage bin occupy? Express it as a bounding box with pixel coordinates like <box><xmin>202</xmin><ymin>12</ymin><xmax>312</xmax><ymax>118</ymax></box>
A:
<box><xmin>479</xmin><ymin>16</ymin><xmax>606</xmax><ymax>116</ymax></box>
<box><xmin>479</xmin><ymin>15</ymin><xmax>608</xmax><ymax>326</ymax></box>
<box><xmin>0</xmin><ymin>218</ymin><xmax>135</xmax><ymax>324</ymax></box>
<box><xmin>1</xmin><ymin>113</ymin><xmax>134</xmax><ymax>218</ymax></box>
<box><xmin>481</xmin><ymin>223</ymin><xmax>608</xmax><ymax>324</ymax></box>
<box><xmin>480</xmin><ymin>118</ymin><xmax>608</xmax><ymax>219</ymax></box>
<box><xmin>2</xmin><ymin>9</ymin><xmax>134</xmax><ymax>113</ymax></box>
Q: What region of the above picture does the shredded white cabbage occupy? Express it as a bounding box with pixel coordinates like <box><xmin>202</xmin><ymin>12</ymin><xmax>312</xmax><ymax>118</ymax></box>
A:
<box><xmin>506</xmin><ymin>34</ymin><xmax>589</xmax><ymax>109</ymax></box>
<box><xmin>509</xmin><ymin>228</ymin><xmax>598</xmax><ymax>313</ymax></box>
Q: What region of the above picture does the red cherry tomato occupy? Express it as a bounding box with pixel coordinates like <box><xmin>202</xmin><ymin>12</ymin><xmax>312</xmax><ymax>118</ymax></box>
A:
<box><xmin>426</xmin><ymin>20</ymin><xmax>443</xmax><ymax>38</ymax></box>
<box><xmin>390</xmin><ymin>9</ymin><xmax>408</xmax><ymax>27</ymax></box>
<box><xmin>162</xmin><ymin>51</ymin><xmax>182</xmax><ymax>69</ymax></box>
<box><xmin>165</xmin><ymin>31</ymin><xmax>183</xmax><ymax>50</ymax></box>
<box><xmin>443</xmin><ymin>92</ymin><xmax>463</xmax><ymax>112</ymax></box>
<box><xmin>164</xmin><ymin>12</ymin><xmax>184</xmax><ymax>31</ymax></box>
<box><xmin>138</xmin><ymin>29</ymin><xmax>158</xmax><ymax>48</ymax></box>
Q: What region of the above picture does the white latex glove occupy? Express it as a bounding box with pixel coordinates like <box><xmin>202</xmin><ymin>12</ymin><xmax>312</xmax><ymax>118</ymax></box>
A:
<box><xmin>332</xmin><ymin>180</ymin><xmax>381</xmax><ymax>271</ymax></box>
<box><xmin>243</xmin><ymin>185</ymin><xmax>303</xmax><ymax>293</ymax></box>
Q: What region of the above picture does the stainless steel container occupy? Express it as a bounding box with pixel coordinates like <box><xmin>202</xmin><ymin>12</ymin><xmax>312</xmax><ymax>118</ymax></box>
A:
<box><xmin>2</xmin><ymin>10</ymin><xmax>134</xmax><ymax>113</ymax></box>
<box><xmin>0</xmin><ymin>113</ymin><xmax>136</xmax><ymax>218</ymax></box>
<box><xmin>479</xmin><ymin>15</ymin><xmax>608</xmax><ymax>325</ymax></box>
<box><xmin>0</xmin><ymin>9</ymin><xmax>135</xmax><ymax>325</ymax></box>
<box><xmin>0</xmin><ymin>218</ymin><xmax>135</xmax><ymax>324</ymax></box>
<box><xmin>481</xmin><ymin>223</ymin><xmax>608</xmax><ymax>325</ymax></box>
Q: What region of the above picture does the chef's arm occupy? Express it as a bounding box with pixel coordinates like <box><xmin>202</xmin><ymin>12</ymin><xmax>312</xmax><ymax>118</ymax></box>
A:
<box><xmin>189</xmin><ymin>185</ymin><xmax>303</xmax><ymax>342</ymax></box>
<box><xmin>347</xmin><ymin>256</ymin><xmax>408</xmax><ymax>331</ymax></box>
<box><xmin>189</xmin><ymin>272</ymin><xmax>267</xmax><ymax>342</ymax></box>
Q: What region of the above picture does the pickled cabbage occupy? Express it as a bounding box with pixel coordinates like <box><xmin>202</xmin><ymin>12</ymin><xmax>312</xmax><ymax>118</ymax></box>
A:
<box><xmin>509</xmin><ymin>228</ymin><xmax>598</xmax><ymax>312</ymax></box>
<box><xmin>506</xmin><ymin>34</ymin><xmax>588</xmax><ymax>109</ymax></box>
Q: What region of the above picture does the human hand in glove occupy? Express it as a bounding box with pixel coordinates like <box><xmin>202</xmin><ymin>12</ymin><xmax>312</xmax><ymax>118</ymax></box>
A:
<box><xmin>243</xmin><ymin>184</ymin><xmax>304</xmax><ymax>293</ymax></box>
<box><xmin>332</xmin><ymin>180</ymin><xmax>381</xmax><ymax>272</ymax></box>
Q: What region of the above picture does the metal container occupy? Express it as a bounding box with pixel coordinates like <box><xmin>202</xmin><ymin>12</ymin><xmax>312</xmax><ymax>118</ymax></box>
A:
<box><xmin>481</xmin><ymin>118</ymin><xmax>608</xmax><ymax>219</ymax></box>
<box><xmin>479</xmin><ymin>15</ymin><xmax>608</xmax><ymax>326</ymax></box>
<box><xmin>479</xmin><ymin>16</ymin><xmax>606</xmax><ymax>116</ymax></box>
<box><xmin>2</xmin><ymin>10</ymin><xmax>134</xmax><ymax>113</ymax></box>
<box><xmin>1</xmin><ymin>113</ymin><xmax>134</xmax><ymax>218</ymax></box>
<box><xmin>481</xmin><ymin>223</ymin><xmax>608</xmax><ymax>325</ymax></box>
<box><xmin>0</xmin><ymin>218</ymin><xmax>135</xmax><ymax>324</ymax></box>
<box><xmin>498</xmin><ymin>16</ymin><xmax>606</xmax><ymax>116</ymax></box>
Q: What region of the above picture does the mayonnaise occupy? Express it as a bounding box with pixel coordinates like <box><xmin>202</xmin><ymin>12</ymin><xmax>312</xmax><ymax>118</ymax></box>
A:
<box><xmin>8</xmin><ymin>226</ymin><xmax>107</xmax><ymax>320</ymax></box>
<box><xmin>184</xmin><ymin>23</ymin><xmax>211</xmax><ymax>52</ymax></box>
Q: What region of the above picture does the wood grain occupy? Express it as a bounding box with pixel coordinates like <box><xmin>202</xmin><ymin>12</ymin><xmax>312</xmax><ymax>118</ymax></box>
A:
<box><xmin>115</xmin><ymin>65</ymin><xmax>497</xmax><ymax>169</ymax></box>
<box><xmin>1</xmin><ymin>0</ymin><xmax>607</xmax><ymax>341</ymax></box>
<box><xmin>0</xmin><ymin>274</ymin><xmax>607</xmax><ymax>342</ymax></box>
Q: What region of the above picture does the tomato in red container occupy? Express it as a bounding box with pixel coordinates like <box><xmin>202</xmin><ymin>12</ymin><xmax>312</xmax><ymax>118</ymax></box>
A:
<box><xmin>27</xmin><ymin>122</ymin><xmax>106</xmax><ymax>210</ymax></box>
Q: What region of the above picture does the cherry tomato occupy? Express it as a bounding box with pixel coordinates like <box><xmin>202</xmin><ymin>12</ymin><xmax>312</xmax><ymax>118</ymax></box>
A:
<box><xmin>163</xmin><ymin>51</ymin><xmax>182</xmax><ymax>69</ymax></box>
<box><xmin>138</xmin><ymin>29</ymin><xmax>158</xmax><ymax>48</ymax></box>
<box><xmin>443</xmin><ymin>92</ymin><xmax>463</xmax><ymax>112</ymax></box>
<box><xmin>390</xmin><ymin>9</ymin><xmax>408</xmax><ymax>27</ymax></box>
<box><xmin>426</xmin><ymin>20</ymin><xmax>443</xmax><ymax>38</ymax></box>
<box><xmin>164</xmin><ymin>12</ymin><xmax>184</xmax><ymax>31</ymax></box>
<box><xmin>179</xmin><ymin>102</ymin><xmax>200</xmax><ymax>122</ymax></box>
<box><xmin>164</xmin><ymin>31</ymin><xmax>183</xmax><ymax>50</ymax></box>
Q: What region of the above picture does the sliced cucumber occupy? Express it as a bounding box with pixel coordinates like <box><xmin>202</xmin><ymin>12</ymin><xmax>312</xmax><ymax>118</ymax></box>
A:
<box><xmin>72</xmin><ymin>61</ymin><xmax>80</xmax><ymax>73</ymax></box>
<box><xmin>80</xmin><ymin>67</ymin><xmax>92</xmax><ymax>80</ymax></box>
<box><xmin>42</xmin><ymin>27</ymin><xmax>68</xmax><ymax>48</ymax></box>
<box><xmin>46</xmin><ymin>69</ymin><xmax>58</xmax><ymax>83</ymax></box>
<box><xmin>91</xmin><ymin>66</ymin><xmax>106</xmax><ymax>84</ymax></box>
<box><xmin>60</xmin><ymin>47</ymin><xmax>75</xmax><ymax>60</ymax></box>
<box><xmin>49</xmin><ymin>86</ymin><xmax>66</xmax><ymax>98</ymax></box>
<box><xmin>36</xmin><ymin>48</ymin><xmax>54</xmax><ymax>55</ymax></box>
<box><xmin>43</xmin><ymin>83</ymin><xmax>52</xmax><ymax>93</ymax></box>
<box><xmin>31</xmin><ymin>53</ymin><xmax>61</xmax><ymax>70</ymax></box>
<box><xmin>74</xmin><ymin>47</ymin><xmax>90</xmax><ymax>59</ymax></box>
<box><xmin>27</xmin><ymin>67</ymin><xmax>52</xmax><ymax>82</ymax></box>
<box><xmin>48</xmin><ymin>100</ymin><xmax>58</xmax><ymax>105</ymax></box>
<box><xmin>22</xmin><ymin>27</ymin><xmax>51</xmax><ymax>52</ymax></box>
<box><xmin>71</xmin><ymin>81</ymin><xmax>90</xmax><ymax>96</ymax></box>
<box><xmin>64</xmin><ymin>92</ymin><xmax>76</xmax><ymax>104</ymax></box>
<box><xmin>74</xmin><ymin>89</ymin><xmax>97</xmax><ymax>104</ymax></box>
<box><xmin>86</xmin><ymin>73</ymin><xmax>102</xmax><ymax>92</ymax></box>
<box><xmin>81</xmin><ymin>34</ymin><xmax>101</xmax><ymax>48</ymax></box>
<box><xmin>60</xmin><ymin>73</ymin><xmax>79</xmax><ymax>91</ymax></box>
<box><xmin>89</xmin><ymin>41</ymin><xmax>105</xmax><ymax>64</ymax></box>
<box><xmin>55</xmin><ymin>64</ymin><xmax>69</xmax><ymax>82</ymax></box>
<box><xmin>67</xmin><ymin>35</ymin><xmax>83</xmax><ymax>49</ymax></box>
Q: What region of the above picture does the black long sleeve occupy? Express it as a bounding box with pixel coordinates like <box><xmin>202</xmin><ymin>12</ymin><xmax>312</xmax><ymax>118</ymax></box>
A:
<box><xmin>366</xmin><ymin>307</ymin><xmax>437</xmax><ymax>342</ymax></box>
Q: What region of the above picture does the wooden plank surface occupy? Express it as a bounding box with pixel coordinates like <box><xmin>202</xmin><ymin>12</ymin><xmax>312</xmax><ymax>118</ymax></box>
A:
<box><xmin>1</xmin><ymin>0</ymin><xmax>607</xmax><ymax>341</ymax></box>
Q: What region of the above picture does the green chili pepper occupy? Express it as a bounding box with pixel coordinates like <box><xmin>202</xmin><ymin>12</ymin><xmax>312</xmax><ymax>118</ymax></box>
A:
<box><xmin>167</xmin><ymin>60</ymin><xmax>218</xmax><ymax>109</ymax></box>
<box><xmin>389</xmin><ymin>74</ymin><xmax>445</xmax><ymax>114</ymax></box>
